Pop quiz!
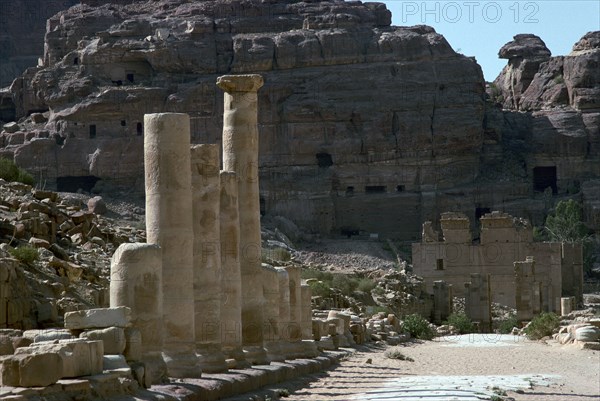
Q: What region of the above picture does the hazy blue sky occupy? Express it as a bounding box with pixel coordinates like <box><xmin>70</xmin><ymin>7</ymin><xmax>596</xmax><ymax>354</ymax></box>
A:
<box><xmin>381</xmin><ymin>1</ymin><xmax>600</xmax><ymax>81</ymax></box>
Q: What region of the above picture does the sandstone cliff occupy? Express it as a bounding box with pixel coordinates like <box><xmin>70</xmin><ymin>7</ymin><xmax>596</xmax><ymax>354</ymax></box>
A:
<box><xmin>0</xmin><ymin>1</ymin><xmax>598</xmax><ymax>239</ymax></box>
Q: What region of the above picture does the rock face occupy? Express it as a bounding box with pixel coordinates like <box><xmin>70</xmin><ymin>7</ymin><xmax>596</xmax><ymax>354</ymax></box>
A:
<box><xmin>0</xmin><ymin>0</ymin><xmax>599</xmax><ymax>239</ymax></box>
<box><xmin>0</xmin><ymin>1</ymin><xmax>78</xmax><ymax>87</ymax></box>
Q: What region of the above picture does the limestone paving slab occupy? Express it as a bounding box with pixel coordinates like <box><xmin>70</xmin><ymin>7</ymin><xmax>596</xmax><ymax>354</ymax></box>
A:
<box><xmin>352</xmin><ymin>374</ymin><xmax>558</xmax><ymax>401</ymax></box>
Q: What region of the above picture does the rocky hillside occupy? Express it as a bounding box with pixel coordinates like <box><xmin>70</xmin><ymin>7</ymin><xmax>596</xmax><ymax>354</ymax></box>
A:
<box><xmin>0</xmin><ymin>0</ymin><xmax>598</xmax><ymax>240</ymax></box>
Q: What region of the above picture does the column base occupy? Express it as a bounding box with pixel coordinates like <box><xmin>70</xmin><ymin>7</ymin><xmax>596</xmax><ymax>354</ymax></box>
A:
<box><xmin>142</xmin><ymin>352</ymin><xmax>168</xmax><ymax>385</ymax></box>
<box><xmin>162</xmin><ymin>350</ymin><xmax>202</xmax><ymax>378</ymax></box>
<box><xmin>301</xmin><ymin>340</ymin><xmax>320</xmax><ymax>358</ymax></box>
<box><xmin>316</xmin><ymin>336</ymin><xmax>337</xmax><ymax>351</ymax></box>
<box><xmin>264</xmin><ymin>340</ymin><xmax>286</xmax><ymax>362</ymax></box>
<box><xmin>243</xmin><ymin>345</ymin><xmax>269</xmax><ymax>365</ymax></box>
<box><xmin>223</xmin><ymin>346</ymin><xmax>251</xmax><ymax>369</ymax></box>
<box><xmin>280</xmin><ymin>340</ymin><xmax>304</xmax><ymax>360</ymax></box>
<box><xmin>197</xmin><ymin>346</ymin><xmax>228</xmax><ymax>373</ymax></box>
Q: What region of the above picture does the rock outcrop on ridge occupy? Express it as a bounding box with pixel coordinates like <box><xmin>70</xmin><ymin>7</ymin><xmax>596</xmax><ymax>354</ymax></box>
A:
<box><xmin>0</xmin><ymin>1</ymin><xmax>598</xmax><ymax>239</ymax></box>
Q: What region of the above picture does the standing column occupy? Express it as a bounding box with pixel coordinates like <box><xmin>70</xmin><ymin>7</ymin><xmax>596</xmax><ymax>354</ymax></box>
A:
<box><xmin>285</xmin><ymin>265</ymin><xmax>303</xmax><ymax>359</ymax></box>
<box><xmin>110</xmin><ymin>243</ymin><xmax>166</xmax><ymax>384</ymax></box>
<box><xmin>219</xmin><ymin>171</ymin><xmax>248</xmax><ymax>368</ymax></box>
<box><xmin>144</xmin><ymin>113</ymin><xmax>201</xmax><ymax>378</ymax></box>
<box><xmin>300</xmin><ymin>284</ymin><xmax>319</xmax><ymax>357</ymax></box>
<box><xmin>276</xmin><ymin>268</ymin><xmax>291</xmax><ymax>357</ymax></box>
<box><xmin>191</xmin><ymin>144</ymin><xmax>227</xmax><ymax>373</ymax></box>
<box><xmin>262</xmin><ymin>265</ymin><xmax>284</xmax><ymax>362</ymax></box>
<box><xmin>217</xmin><ymin>74</ymin><xmax>267</xmax><ymax>365</ymax></box>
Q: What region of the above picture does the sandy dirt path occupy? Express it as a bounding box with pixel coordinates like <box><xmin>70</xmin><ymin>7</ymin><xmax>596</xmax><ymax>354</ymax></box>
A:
<box><xmin>281</xmin><ymin>335</ymin><xmax>599</xmax><ymax>401</ymax></box>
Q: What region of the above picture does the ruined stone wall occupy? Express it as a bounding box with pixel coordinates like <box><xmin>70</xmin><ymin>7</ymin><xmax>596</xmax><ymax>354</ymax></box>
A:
<box><xmin>412</xmin><ymin>212</ymin><xmax>567</xmax><ymax>310</ymax></box>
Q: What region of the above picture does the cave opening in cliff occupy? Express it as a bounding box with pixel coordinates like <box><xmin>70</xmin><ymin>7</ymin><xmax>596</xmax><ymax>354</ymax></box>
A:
<box><xmin>73</xmin><ymin>57</ymin><xmax>79</xmax><ymax>65</ymax></box>
<box><xmin>89</xmin><ymin>124</ymin><xmax>96</xmax><ymax>138</ymax></box>
<box><xmin>136</xmin><ymin>122</ymin><xmax>143</xmax><ymax>135</ymax></box>
<box><xmin>126</xmin><ymin>73</ymin><xmax>134</xmax><ymax>83</ymax></box>
<box><xmin>533</xmin><ymin>166</ymin><xmax>557</xmax><ymax>194</ymax></box>
<box><xmin>365</xmin><ymin>185</ymin><xmax>386</xmax><ymax>194</ymax></box>
<box><xmin>57</xmin><ymin>176</ymin><xmax>101</xmax><ymax>193</ymax></box>
<box><xmin>346</xmin><ymin>186</ymin><xmax>354</xmax><ymax>196</ymax></box>
<box><xmin>396</xmin><ymin>185</ymin><xmax>405</xmax><ymax>192</ymax></box>
<box><xmin>476</xmin><ymin>207</ymin><xmax>491</xmax><ymax>220</ymax></box>
<box><xmin>316</xmin><ymin>152</ymin><xmax>333</xmax><ymax>168</ymax></box>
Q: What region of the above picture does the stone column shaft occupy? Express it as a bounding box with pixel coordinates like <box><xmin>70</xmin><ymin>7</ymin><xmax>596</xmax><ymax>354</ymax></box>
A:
<box><xmin>144</xmin><ymin>113</ymin><xmax>201</xmax><ymax>378</ymax></box>
<box><xmin>217</xmin><ymin>74</ymin><xmax>267</xmax><ymax>365</ymax></box>
<box><xmin>219</xmin><ymin>171</ymin><xmax>247</xmax><ymax>367</ymax></box>
<box><xmin>191</xmin><ymin>144</ymin><xmax>226</xmax><ymax>372</ymax></box>
<box><xmin>110</xmin><ymin>243</ymin><xmax>166</xmax><ymax>384</ymax></box>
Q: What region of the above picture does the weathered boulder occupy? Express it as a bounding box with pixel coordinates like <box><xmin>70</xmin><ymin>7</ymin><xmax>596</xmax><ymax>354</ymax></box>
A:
<box><xmin>575</xmin><ymin>325</ymin><xmax>600</xmax><ymax>342</ymax></box>
<box><xmin>0</xmin><ymin>352</ymin><xmax>63</xmax><ymax>387</ymax></box>
<box><xmin>87</xmin><ymin>196</ymin><xmax>107</xmax><ymax>215</ymax></box>
<box><xmin>80</xmin><ymin>326</ymin><xmax>126</xmax><ymax>354</ymax></box>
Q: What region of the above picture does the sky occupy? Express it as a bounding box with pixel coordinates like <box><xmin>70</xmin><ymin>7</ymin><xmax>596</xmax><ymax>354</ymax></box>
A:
<box><xmin>381</xmin><ymin>1</ymin><xmax>600</xmax><ymax>81</ymax></box>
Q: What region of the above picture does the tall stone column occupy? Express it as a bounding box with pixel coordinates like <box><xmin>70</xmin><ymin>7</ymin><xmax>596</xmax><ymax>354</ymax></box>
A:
<box><xmin>219</xmin><ymin>171</ymin><xmax>248</xmax><ymax>368</ymax></box>
<box><xmin>262</xmin><ymin>265</ymin><xmax>284</xmax><ymax>362</ymax></box>
<box><xmin>276</xmin><ymin>267</ymin><xmax>291</xmax><ymax>356</ymax></box>
<box><xmin>284</xmin><ymin>265</ymin><xmax>303</xmax><ymax>358</ymax></box>
<box><xmin>144</xmin><ymin>113</ymin><xmax>201</xmax><ymax>378</ymax></box>
<box><xmin>217</xmin><ymin>74</ymin><xmax>267</xmax><ymax>365</ymax></box>
<box><xmin>110</xmin><ymin>243</ymin><xmax>166</xmax><ymax>384</ymax></box>
<box><xmin>191</xmin><ymin>144</ymin><xmax>227</xmax><ymax>373</ymax></box>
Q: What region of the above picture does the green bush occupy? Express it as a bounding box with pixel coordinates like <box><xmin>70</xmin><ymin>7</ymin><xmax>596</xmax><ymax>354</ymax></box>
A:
<box><xmin>402</xmin><ymin>314</ymin><xmax>434</xmax><ymax>340</ymax></box>
<box><xmin>384</xmin><ymin>348</ymin><xmax>414</xmax><ymax>361</ymax></box>
<box><xmin>497</xmin><ymin>314</ymin><xmax>519</xmax><ymax>334</ymax></box>
<box><xmin>356</xmin><ymin>277</ymin><xmax>376</xmax><ymax>292</ymax></box>
<box><xmin>9</xmin><ymin>246</ymin><xmax>39</xmax><ymax>266</ymax></box>
<box><xmin>444</xmin><ymin>312</ymin><xmax>475</xmax><ymax>334</ymax></box>
<box><xmin>0</xmin><ymin>158</ymin><xmax>34</xmax><ymax>185</ymax></box>
<box><xmin>524</xmin><ymin>312</ymin><xmax>560</xmax><ymax>340</ymax></box>
<box><xmin>331</xmin><ymin>274</ymin><xmax>359</xmax><ymax>295</ymax></box>
<box><xmin>307</xmin><ymin>280</ymin><xmax>332</xmax><ymax>298</ymax></box>
<box><xmin>301</xmin><ymin>268</ymin><xmax>333</xmax><ymax>283</ymax></box>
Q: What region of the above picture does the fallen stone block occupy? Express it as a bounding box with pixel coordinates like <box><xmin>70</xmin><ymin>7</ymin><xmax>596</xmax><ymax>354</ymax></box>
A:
<box><xmin>80</xmin><ymin>327</ymin><xmax>126</xmax><ymax>355</ymax></box>
<box><xmin>64</xmin><ymin>307</ymin><xmax>131</xmax><ymax>329</ymax></box>
<box><xmin>16</xmin><ymin>339</ymin><xmax>103</xmax><ymax>378</ymax></box>
<box><xmin>103</xmin><ymin>354</ymin><xmax>129</xmax><ymax>371</ymax></box>
<box><xmin>0</xmin><ymin>353</ymin><xmax>63</xmax><ymax>387</ymax></box>
<box><xmin>575</xmin><ymin>326</ymin><xmax>600</xmax><ymax>342</ymax></box>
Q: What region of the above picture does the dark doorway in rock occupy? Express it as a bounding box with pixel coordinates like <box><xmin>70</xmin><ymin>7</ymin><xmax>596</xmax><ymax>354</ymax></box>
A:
<box><xmin>345</xmin><ymin>186</ymin><xmax>354</xmax><ymax>196</ymax></box>
<box><xmin>89</xmin><ymin>124</ymin><xmax>96</xmax><ymax>139</ymax></box>
<box><xmin>73</xmin><ymin>57</ymin><xmax>79</xmax><ymax>65</ymax></box>
<box><xmin>340</xmin><ymin>227</ymin><xmax>359</xmax><ymax>238</ymax></box>
<box><xmin>57</xmin><ymin>176</ymin><xmax>100</xmax><ymax>193</ymax></box>
<box><xmin>126</xmin><ymin>73</ymin><xmax>134</xmax><ymax>83</ymax></box>
<box><xmin>396</xmin><ymin>185</ymin><xmax>405</xmax><ymax>192</ymax></box>
<box><xmin>365</xmin><ymin>185</ymin><xmax>386</xmax><ymax>194</ymax></box>
<box><xmin>136</xmin><ymin>122</ymin><xmax>143</xmax><ymax>135</ymax></box>
<box><xmin>316</xmin><ymin>152</ymin><xmax>333</xmax><ymax>168</ymax></box>
<box><xmin>533</xmin><ymin>166</ymin><xmax>557</xmax><ymax>194</ymax></box>
<box><xmin>476</xmin><ymin>207</ymin><xmax>491</xmax><ymax>220</ymax></box>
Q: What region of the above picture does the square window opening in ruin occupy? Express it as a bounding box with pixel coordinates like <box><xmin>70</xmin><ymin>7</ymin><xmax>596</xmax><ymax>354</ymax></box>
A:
<box><xmin>316</xmin><ymin>152</ymin><xmax>333</xmax><ymax>168</ymax></box>
<box><xmin>126</xmin><ymin>73</ymin><xmax>135</xmax><ymax>83</ymax></box>
<box><xmin>396</xmin><ymin>185</ymin><xmax>405</xmax><ymax>192</ymax></box>
<box><xmin>346</xmin><ymin>186</ymin><xmax>354</xmax><ymax>196</ymax></box>
<box><xmin>89</xmin><ymin>124</ymin><xmax>96</xmax><ymax>139</ymax></box>
<box><xmin>136</xmin><ymin>122</ymin><xmax>143</xmax><ymax>135</ymax></box>
<box><xmin>365</xmin><ymin>185</ymin><xmax>386</xmax><ymax>194</ymax></box>
<box><xmin>533</xmin><ymin>166</ymin><xmax>557</xmax><ymax>194</ymax></box>
<box><xmin>436</xmin><ymin>259</ymin><xmax>444</xmax><ymax>270</ymax></box>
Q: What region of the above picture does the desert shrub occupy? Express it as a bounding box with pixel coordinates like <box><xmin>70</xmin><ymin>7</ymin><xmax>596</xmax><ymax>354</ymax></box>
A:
<box><xmin>402</xmin><ymin>313</ymin><xmax>433</xmax><ymax>340</ymax></box>
<box><xmin>524</xmin><ymin>312</ymin><xmax>560</xmax><ymax>340</ymax></box>
<box><xmin>384</xmin><ymin>348</ymin><xmax>413</xmax><ymax>361</ymax></box>
<box><xmin>9</xmin><ymin>246</ymin><xmax>39</xmax><ymax>266</ymax></box>
<box><xmin>0</xmin><ymin>158</ymin><xmax>34</xmax><ymax>185</ymax></box>
<box><xmin>444</xmin><ymin>312</ymin><xmax>475</xmax><ymax>334</ymax></box>
<box><xmin>331</xmin><ymin>274</ymin><xmax>359</xmax><ymax>295</ymax></box>
<box><xmin>357</xmin><ymin>277</ymin><xmax>376</xmax><ymax>292</ymax></box>
<box><xmin>307</xmin><ymin>280</ymin><xmax>332</xmax><ymax>298</ymax></box>
<box><xmin>497</xmin><ymin>314</ymin><xmax>519</xmax><ymax>334</ymax></box>
<box><xmin>367</xmin><ymin>305</ymin><xmax>390</xmax><ymax>315</ymax></box>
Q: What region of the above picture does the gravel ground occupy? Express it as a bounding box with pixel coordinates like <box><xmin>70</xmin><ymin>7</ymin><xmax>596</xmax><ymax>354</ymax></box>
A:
<box><xmin>293</xmin><ymin>239</ymin><xmax>398</xmax><ymax>272</ymax></box>
<box><xmin>279</xmin><ymin>337</ymin><xmax>600</xmax><ymax>401</ymax></box>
